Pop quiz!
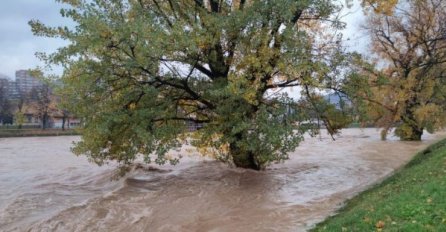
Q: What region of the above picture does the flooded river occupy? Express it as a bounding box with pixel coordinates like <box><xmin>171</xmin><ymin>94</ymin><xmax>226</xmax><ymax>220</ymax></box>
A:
<box><xmin>0</xmin><ymin>128</ymin><xmax>445</xmax><ymax>232</ymax></box>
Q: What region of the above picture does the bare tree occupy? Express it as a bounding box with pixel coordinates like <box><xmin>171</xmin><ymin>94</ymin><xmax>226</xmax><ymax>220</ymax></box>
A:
<box><xmin>29</xmin><ymin>84</ymin><xmax>54</xmax><ymax>129</ymax></box>
<box><xmin>0</xmin><ymin>81</ymin><xmax>13</xmax><ymax>125</ymax></box>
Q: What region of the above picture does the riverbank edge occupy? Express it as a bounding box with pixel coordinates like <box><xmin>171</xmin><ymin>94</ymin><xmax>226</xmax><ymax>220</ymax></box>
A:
<box><xmin>310</xmin><ymin>137</ymin><xmax>446</xmax><ymax>231</ymax></box>
<box><xmin>0</xmin><ymin>130</ymin><xmax>80</xmax><ymax>138</ymax></box>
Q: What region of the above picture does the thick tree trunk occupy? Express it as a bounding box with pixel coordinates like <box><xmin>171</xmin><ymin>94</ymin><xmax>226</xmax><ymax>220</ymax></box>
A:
<box><xmin>397</xmin><ymin>121</ymin><xmax>423</xmax><ymax>141</ymax></box>
<box><xmin>397</xmin><ymin>99</ymin><xmax>424</xmax><ymax>141</ymax></box>
<box><xmin>229</xmin><ymin>142</ymin><xmax>261</xmax><ymax>170</ymax></box>
<box><xmin>42</xmin><ymin>114</ymin><xmax>48</xmax><ymax>130</ymax></box>
<box><xmin>400</xmin><ymin>126</ymin><xmax>423</xmax><ymax>141</ymax></box>
<box><xmin>411</xmin><ymin>129</ymin><xmax>423</xmax><ymax>141</ymax></box>
<box><xmin>62</xmin><ymin>116</ymin><xmax>66</xmax><ymax>131</ymax></box>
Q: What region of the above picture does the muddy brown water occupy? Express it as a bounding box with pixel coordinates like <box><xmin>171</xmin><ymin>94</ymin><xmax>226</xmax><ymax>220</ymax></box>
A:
<box><xmin>0</xmin><ymin>128</ymin><xmax>445</xmax><ymax>232</ymax></box>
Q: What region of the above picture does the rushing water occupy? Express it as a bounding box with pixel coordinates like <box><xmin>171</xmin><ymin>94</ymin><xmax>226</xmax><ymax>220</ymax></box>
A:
<box><xmin>0</xmin><ymin>128</ymin><xmax>445</xmax><ymax>232</ymax></box>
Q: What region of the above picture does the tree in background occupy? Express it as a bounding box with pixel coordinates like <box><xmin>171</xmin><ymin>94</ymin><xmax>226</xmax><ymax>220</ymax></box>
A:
<box><xmin>14</xmin><ymin>112</ymin><xmax>25</xmax><ymax>129</ymax></box>
<box><xmin>27</xmin><ymin>70</ymin><xmax>59</xmax><ymax>130</ymax></box>
<box><xmin>344</xmin><ymin>0</ymin><xmax>446</xmax><ymax>140</ymax></box>
<box><xmin>53</xmin><ymin>94</ymin><xmax>72</xmax><ymax>131</ymax></box>
<box><xmin>61</xmin><ymin>109</ymin><xmax>70</xmax><ymax>131</ymax></box>
<box><xmin>0</xmin><ymin>81</ymin><xmax>13</xmax><ymax>125</ymax></box>
<box><xmin>9</xmin><ymin>87</ymin><xmax>32</xmax><ymax>129</ymax></box>
<box><xmin>31</xmin><ymin>0</ymin><xmax>350</xmax><ymax>170</ymax></box>
<box><xmin>29</xmin><ymin>84</ymin><xmax>54</xmax><ymax>130</ymax></box>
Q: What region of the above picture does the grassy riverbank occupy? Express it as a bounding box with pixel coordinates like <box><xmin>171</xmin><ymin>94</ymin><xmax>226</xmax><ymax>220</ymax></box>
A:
<box><xmin>312</xmin><ymin>139</ymin><xmax>446</xmax><ymax>231</ymax></box>
<box><xmin>0</xmin><ymin>129</ymin><xmax>79</xmax><ymax>138</ymax></box>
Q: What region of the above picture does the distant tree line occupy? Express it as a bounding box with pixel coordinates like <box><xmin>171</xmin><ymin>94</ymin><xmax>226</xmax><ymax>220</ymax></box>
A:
<box><xmin>0</xmin><ymin>74</ymin><xmax>71</xmax><ymax>130</ymax></box>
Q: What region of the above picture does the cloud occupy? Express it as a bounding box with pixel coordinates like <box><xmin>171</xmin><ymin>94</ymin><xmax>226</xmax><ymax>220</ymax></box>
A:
<box><xmin>340</xmin><ymin>1</ymin><xmax>370</xmax><ymax>54</ymax></box>
<box><xmin>0</xmin><ymin>0</ymin><xmax>72</xmax><ymax>79</ymax></box>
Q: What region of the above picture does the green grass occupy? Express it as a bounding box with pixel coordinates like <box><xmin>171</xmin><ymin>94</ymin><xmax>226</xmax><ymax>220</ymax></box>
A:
<box><xmin>311</xmin><ymin>139</ymin><xmax>446</xmax><ymax>232</ymax></box>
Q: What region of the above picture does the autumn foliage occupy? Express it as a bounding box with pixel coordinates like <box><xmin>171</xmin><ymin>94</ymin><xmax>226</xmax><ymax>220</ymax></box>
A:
<box><xmin>345</xmin><ymin>0</ymin><xmax>446</xmax><ymax>140</ymax></box>
<box><xmin>31</xmin><ymin>0</ymin><xmax>348</xmax><ymax>170</ymax></box>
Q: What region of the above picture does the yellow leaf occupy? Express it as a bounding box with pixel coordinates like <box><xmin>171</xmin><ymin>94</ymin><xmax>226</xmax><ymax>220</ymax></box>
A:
<box><xmin>376</xmin><ymin>220</ymin><xmax>385</xmax><ymax>229</ymax></box>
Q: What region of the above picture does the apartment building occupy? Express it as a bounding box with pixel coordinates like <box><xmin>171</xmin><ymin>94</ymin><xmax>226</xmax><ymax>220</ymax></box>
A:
<box><xmin>15</xmin><ymin>70</ymin><xmax>43</xmax><ymax>94</ymax></box>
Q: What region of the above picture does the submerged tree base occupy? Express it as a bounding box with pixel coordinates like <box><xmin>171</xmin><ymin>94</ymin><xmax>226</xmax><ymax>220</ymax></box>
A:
<box><xmin>232</xmin><ymin>153</ymin><xmax>262</xmax><ymax>171</ymax></box>
<box><xmin>230</xmin><ymin>142</ymin><xmax>262</xmax><ymax>170</ymax></box>
<box><xmin>400</xmin><ymin>132</ymin><xmax>423</xmax><ymax>141</ymax></box>
<box><xmin>396</xmin><ymin>124</ymin><xmax>424</xmax><ymax>141</ymax></box>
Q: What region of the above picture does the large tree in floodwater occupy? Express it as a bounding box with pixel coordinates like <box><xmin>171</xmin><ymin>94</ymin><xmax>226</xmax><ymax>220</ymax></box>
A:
<box><xmin>30</xmin><ymin>0</ymin><xmax>350</xmax><ymax>170</ymax></box>
<box><xmin>345</xmin><ymin>0</ymin><xmax>446</xmax><ymax>141</ymax></box>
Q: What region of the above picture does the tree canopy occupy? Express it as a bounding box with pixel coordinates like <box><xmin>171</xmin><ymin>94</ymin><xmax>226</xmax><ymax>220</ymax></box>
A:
<box><xmin>31</xmin><ymin>0</ymin><xmax>350</xmax><ymax>170</ymax></box>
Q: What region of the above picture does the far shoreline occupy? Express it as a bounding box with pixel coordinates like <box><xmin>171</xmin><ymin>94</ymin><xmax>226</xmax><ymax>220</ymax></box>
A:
<box><xmin>0</xmin><ymin>129</ymin><xmax>80</xmax><ymax>138</ymax></box>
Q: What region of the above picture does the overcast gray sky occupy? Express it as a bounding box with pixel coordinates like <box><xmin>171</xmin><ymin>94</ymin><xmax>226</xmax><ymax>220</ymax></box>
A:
<box><xmin>0</xmin><ymin>0</ymin><xmax>73</xmax><ymax>79</ymax></box>
<box><xmin>0</xmin><ymin>0</ymin><xmax>368</xmax><ymax>80</ymax></box>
